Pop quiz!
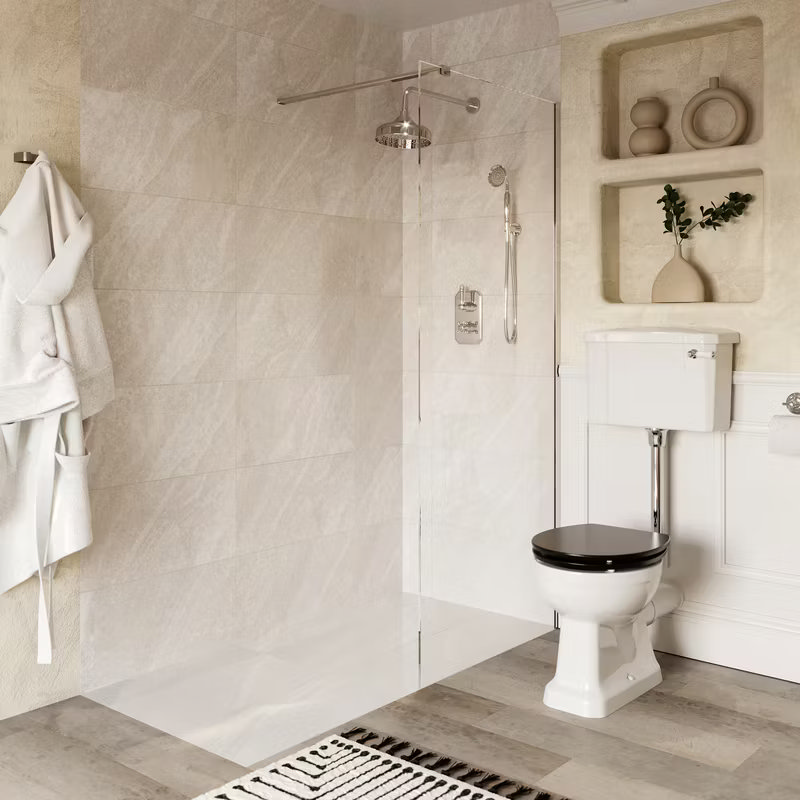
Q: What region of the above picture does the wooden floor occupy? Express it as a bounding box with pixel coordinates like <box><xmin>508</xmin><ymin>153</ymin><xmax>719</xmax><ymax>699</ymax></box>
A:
<box><xmin>2</xmin><ymin>634</ymin><xmax>800</xmax><ymax>799</ymax></box>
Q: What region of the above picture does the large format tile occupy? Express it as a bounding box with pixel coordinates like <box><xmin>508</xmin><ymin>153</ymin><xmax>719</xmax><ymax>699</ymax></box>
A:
<box><xmin>355</xmin><ymin>370</ymin><xmax>403</xmax><ymax>448</ymax></box>
<box><xmin>81</xmin><ymin>87</ymin><xmax>236</xmax><ymax>201</ymax></box>
<box><xmin>236</xmin><ymin>293</ymin><xmax>354</xmax><ymax>379</ymax></box>
<box><xmin>83</xmin><ymin>471</ymin><xmax>236</xmax><ymax>591</ymax></box>
<box><xmin>355</xmin><ymin>297</ymin><xmax>403</xmax><ymax>373</ymax></box>
<box><xmin>98</xmin><ymin>290</ymin><xmax>235</xmax><ymax>386</ymax></box>
<box><xmin>236</xmin><ymin>375</ymin><xmax>354</xmax><ymax>466</ymax></box>
<box><xmin>85</xmin><ymin>189</ymin><xmax>236</xmax><ymax>292</ymax></box>
<box><xmin>155</xmin><ymin>0</ymin><xmax>235</xmax><ymax>26</ymax></box>
<box><xmin>88</xmin><ymin>382</ymin><xmax>236</xmax><ymax>488</ymax></box>
<box><xmin>427</xmin><ymin>294</ymin><xmax>555</xmax><ymax>377</ymax></box>
<box><xmin>457</xmin><ymin>45</ymin><xmax>561</xmax><ymax>102</ymax></box>
<box><xmin>82</xmin><ymin>0</ymin><xmax>236</xmax><ymax>114</ymax></box>
<box><xmin>431</xmin><ymin>213</ymin><xmax>555</xmax><ymax>298</ymax></box>
<box><xmin>432</xmin><ymin>129</ymin><xmax>555</xmax><ymax>220</ymax></box>
<box><xmin>236</xmin><ymin>30</ymin><xmax>355</xmax><ymax>127</ymax></box>
<box><xmin>236</xmin><ymin>118</ymin><xmax>401</xmax><ymax>220</ymax></box>
<box><xmin>235</xmin><ymin>0</ymin><xmax>356</xmax><ymax>56</ymax></box>
<box><xmin>81</xmin><ymin>559</ymin><xmax>238</xmax><ymax>691</ymax></box>
<box><xmin>235</xmin><ymin>453</ymin><xmax>355</xmax><ymax>554</ymax></box>
<box><xmin>429</xmin><ymin>0</ymin><xmax>559</xmax><ymax>66</ymax></box>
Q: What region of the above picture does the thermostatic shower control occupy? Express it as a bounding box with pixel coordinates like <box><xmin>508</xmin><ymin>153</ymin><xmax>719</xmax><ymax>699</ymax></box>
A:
<box><xmin>455</xmin><ymin>285</ymin><xmax>482</xmax><ymax>344</ymax></box>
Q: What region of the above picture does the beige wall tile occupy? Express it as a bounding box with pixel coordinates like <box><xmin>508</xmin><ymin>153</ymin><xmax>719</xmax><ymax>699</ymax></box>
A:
<box><xmin>81</xmin><ymin>559</ymin><xmax>238</xmax><ymax>690</ymax></box>
<box><xmin>82</xmin><ymin>0</ymin><xmax>236</xmax><ymax>114</ymax></box>
<box><xmin>88</xmin><ymin>383</ymin><xmax>236</xmax><ymax>488</ymax></box>
<box><xmin>236</xmin><ymin>375</ymin><xmax>354</xmax><ymax>467</ymax></box>
<box><xmin>236</xmin><ymin>118</ymin><xmax>401</xmax><ymax>220</ymax></box>
<box><xmin>81</xmin><ymin>87</ymin><xmax>236</xmax><ymax>201</ymax></box>
<box><xmin>98</xmin><ymin>290</ymin><xmax>236</xmax><ymax>386</ymax></box>
<box><xmin>355</xmin><ymin>17</ymin><xmax>403</xmax><ymax>75</ymax></box>
<box><xmin>235</xmin><ymin>207</ymin><xmax>356</xmax><ymax>295</ymax></box>
<box><xmin>432</xmin><ymin>129</ymin><xmax>555</xmax><ymax>220</ymax></box>
<box><xmin>236</xmin><ymin>454</ymin><xmax>355</xmax><ymax>554</ymax></box>
<box><xmin>156</xmin><ymin>0</ymin><xmax>235</xmax><ymax>26</ymax></box>
<box><xmin>236</xmin><ymin>293</ymin><xmax>355</xmax><ymax>380</ymax></box>
<box><xmin>235</xmin><ymin>0</ymin><xmax>356</xmax><ymax>56</ymax></box>
<box><xmin>236</xmin><ymin>30</ymin><xmax>355</xmax><ymax>126</ymax></box>
<box><xmin>86</xmin><ymin>189</ymin><xmax>236</xmax><ymax>292</ymax></box>
<box><xmin>83</xmin><ymin>472</ymin><xmax>237</xmax><ymax>592</ymax></box>
<box><xmin>356</xmin><ymin>297</ymin><xmax>403</xmax><ymax>374</ymax></box>
<box><xmin>430</xmin><ymin>0</ymin><xmax>559</xmax><ymax>66</ymax></box>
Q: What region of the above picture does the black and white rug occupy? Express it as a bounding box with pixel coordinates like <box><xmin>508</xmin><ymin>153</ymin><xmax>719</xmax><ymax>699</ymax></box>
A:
<box><xmin>194</xmin><ymin>728</ymin><xmax>569</xmax><ymax>800</ymax></box>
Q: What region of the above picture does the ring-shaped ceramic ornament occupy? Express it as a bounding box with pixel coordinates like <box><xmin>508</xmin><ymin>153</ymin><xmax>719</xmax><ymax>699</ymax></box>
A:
<box><xmin>681</xmin><ymin>77</ymin><xmax>748</xmax><ymax>150</ymax></box>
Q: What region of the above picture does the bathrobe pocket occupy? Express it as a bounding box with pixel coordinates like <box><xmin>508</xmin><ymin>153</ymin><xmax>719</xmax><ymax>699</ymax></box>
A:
<box><xmin>48</xmin><ymin>450</ymin><xmax>92</xmax><ymax>565</ymax></box>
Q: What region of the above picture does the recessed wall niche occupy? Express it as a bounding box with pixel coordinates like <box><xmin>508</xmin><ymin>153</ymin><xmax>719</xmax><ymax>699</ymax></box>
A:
<box><xmin>603</xmin><ymin>17</ymin><xmax>763</xmax><ymax>160</ymax></box>
<box><xmin>601</xmin><ymin>170</ymin><xmax>764</xmax><ymax>304</ymax></box>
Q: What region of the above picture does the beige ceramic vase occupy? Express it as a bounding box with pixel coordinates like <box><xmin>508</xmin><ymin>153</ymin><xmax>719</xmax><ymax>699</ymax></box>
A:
<box><xmin>651</xmin><ymin>244</ymin><xmax>705</xmax><ymax>303</ymax></box>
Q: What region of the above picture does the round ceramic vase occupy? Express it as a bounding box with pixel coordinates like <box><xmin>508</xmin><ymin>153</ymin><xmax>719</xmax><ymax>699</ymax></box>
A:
<box><xmin>651</xmin><ymin>244</ymin><xmax>705</xmax><ymax>303</ymax></box>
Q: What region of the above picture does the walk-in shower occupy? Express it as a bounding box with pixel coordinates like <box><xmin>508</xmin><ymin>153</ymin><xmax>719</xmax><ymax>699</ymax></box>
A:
<box><xmin>85</xmin><ymin>60</ymin><xmax>557</xmax><ymax>770</ymax></box>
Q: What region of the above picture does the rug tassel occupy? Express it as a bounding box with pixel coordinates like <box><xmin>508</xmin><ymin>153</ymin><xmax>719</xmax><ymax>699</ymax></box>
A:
<box><xmin>358</xmin><ymin>732</ymin><xmax>379</xmax><ymax>744</ymax></box>
<box><xmin>443</xmin><ymin>761</ymin><xmax>467</xmax><ymax>776</ymax></box>
<box><xmin>476</xmin><ymin>773</ymin><xmax>500</xmax><ymax>788</ymax></box>
<box><xmin>387</xmin><ymin>741</ymin><xmax>411</xmax><ymax>755</ymax></box>
<box><xmin>461</xmin><ymin>769</ymin><xmax>484</xmax><ymax>783</ymax></box>
<box><xmin>507</xmin><ymin>787</ymin><xmax>535</xmax><ymax>799</ymax></box>
<box><xmin>342</xmin><ymin>727</ymin><xmax>366</xmax><ymax>738</ymax></box>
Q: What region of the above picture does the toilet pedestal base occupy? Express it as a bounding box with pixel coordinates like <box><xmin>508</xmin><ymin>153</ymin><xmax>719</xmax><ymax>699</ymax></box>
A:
<box><xmin>543</xmin><ymin>616</ymin><xmax>662</xmax><ymax>718</ymax></box>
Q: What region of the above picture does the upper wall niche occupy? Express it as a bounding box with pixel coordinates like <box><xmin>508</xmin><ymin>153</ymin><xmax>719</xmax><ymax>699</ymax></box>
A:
<box><xmin>602</xmin><ymin>17</ymin><xmax>763</xmax><ymax>160</ymax></box>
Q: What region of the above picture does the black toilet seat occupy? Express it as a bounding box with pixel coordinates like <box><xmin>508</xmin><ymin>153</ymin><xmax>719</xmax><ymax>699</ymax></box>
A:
<box><xmin>532</xmin><ymin>524</ymin><xmax>670</xmax><ymax>573</ymax></box>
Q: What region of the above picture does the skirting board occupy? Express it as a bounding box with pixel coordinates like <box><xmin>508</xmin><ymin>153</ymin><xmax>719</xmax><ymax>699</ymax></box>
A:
<box><xmin>653</xmin><ymin>607</ymin><xmax>800</xmax><ymax>683</ymax></box>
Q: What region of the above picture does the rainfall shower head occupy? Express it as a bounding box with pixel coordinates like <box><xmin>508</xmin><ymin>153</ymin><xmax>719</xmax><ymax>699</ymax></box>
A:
<box><xmin>375</xmin><ymin>89</ymin><xmax>432</xmax><ymax>149</ymax></box>
<box><xmin>488</xmin><ymin>164</ymin><xmax>507</xmax><ymax>187</ymax></box>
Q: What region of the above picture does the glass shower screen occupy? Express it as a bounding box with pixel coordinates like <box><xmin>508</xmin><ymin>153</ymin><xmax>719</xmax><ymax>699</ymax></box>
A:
<box><xmin>406</xmin><ymin>63</ymin><xmax>557</xmax><ymax>681</ymax></box>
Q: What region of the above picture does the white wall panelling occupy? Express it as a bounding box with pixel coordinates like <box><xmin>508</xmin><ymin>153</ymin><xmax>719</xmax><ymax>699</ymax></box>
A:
<box><xmin>559</xmin><ymin>366</ymin><xmax>800</xmax><ymax>682</ymax></box>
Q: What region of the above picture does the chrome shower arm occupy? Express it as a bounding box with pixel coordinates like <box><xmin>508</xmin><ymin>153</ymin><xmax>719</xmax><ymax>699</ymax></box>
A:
<box><xmin>277</xmin><ymin>65</ymin><xmax>446</xmax><ymax>105</ymax></box>
<box><xmin>403</xmin><ymin>86</ymin><xmax>481</xmax><ymax>114</ymax></box>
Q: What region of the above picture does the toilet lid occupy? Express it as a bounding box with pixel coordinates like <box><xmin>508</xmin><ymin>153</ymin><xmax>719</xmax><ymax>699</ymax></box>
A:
<box><xmin>532</xmin><ymin>524</ymin><xmax>669</xmax><ymax>572</ymax></box>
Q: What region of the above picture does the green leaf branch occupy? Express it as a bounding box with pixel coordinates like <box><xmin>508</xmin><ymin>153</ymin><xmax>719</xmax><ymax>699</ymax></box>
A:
<box><xmin>657</xmin><ymin>184</ymin><xmax>754</xmax><ymax>247</ymax></box>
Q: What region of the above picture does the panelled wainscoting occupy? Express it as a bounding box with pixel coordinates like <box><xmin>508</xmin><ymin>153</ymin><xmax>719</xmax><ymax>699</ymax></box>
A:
<box><xmin>559</xmin><ymin>367</ymin><xmax>800</xmax><ymax>682</ymax></box>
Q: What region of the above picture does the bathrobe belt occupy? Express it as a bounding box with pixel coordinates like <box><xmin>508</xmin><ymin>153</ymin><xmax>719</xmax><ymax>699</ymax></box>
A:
<box><xmin>34</xmin><ymin>412</ymin><xmax>61</xmax><ymax>664</ymax></box>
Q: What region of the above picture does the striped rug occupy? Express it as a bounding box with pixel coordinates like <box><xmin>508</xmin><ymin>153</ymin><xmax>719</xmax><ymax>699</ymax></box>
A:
<box><xmin>194</xmin><ymin>728</ymin><xmax>569</xmax><ymax>800</ymax></box>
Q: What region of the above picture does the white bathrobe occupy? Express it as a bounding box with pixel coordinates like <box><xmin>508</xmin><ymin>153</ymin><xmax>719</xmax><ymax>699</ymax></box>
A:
<box><xmin>0</xmin><ymin>152</ymin><xmax>113</xmax><ymax>663</ymax></box>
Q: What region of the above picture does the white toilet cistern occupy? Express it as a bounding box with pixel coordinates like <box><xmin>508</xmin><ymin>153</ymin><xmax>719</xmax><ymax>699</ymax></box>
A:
<box><xmin>532</xmin><ymin>327</ymin><xmax>739</xmax><ymax>718</ymax></box>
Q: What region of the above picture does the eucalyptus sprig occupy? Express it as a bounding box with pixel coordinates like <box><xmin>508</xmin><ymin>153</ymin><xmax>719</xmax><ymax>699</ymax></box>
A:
<box><xmin>657</xmin><ymin>184</ymin><xmax>754</xmax><ymax>247</ymax></box>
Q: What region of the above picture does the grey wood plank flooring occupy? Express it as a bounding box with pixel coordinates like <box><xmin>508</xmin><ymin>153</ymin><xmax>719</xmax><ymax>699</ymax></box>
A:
<box><xmin>2</xmin><ymin>635</ymin><xmax>800</xmax><ymax>799</ymax></box>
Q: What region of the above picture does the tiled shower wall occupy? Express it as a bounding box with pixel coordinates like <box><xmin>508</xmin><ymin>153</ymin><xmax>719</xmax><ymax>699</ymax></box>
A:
<box><xmin>402</xmin><ymin>0</ymin><xmax>561</xmax><ymax>621</ymax></box>
<box><xmin>79</xmin><ymin>0</ymin><xmax>405</xmax><ymax>691</ymax></box>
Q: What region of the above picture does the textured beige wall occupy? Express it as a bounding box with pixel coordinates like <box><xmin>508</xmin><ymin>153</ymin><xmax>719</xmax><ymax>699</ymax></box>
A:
<box><xmin>560</xmin><ymin>0</ymin><xmax>800</xmax><ymax>372</ymax></box>
<box><xmin>0</xmin><ymin>0</ymin><xmax>81</xmax><ymax>719</ymax></box>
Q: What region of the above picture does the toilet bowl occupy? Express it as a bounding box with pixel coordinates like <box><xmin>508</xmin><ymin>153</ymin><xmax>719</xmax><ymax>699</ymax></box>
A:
<box><xmin>532</xmin><ymin>523</ymin><xmax>679</xmax><ymax>718</ymax></box>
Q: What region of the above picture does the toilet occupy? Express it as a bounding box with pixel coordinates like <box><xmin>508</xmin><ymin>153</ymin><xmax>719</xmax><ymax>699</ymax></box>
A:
<box><xmin>532</xmin><ymin>523</ymin><xmax>672</xmax><ymax>718</ymax></box>
<box><xmin>535</xmin><ymin>327</ymin><xmax>739</xmax><ymax>718</ymax></box>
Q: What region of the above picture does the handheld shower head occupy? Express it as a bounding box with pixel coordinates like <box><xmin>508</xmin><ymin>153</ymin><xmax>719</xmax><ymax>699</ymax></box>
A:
<box><xmin>488</xmin><ymin>164</ymin><xmax>507</xmax><ymax>187</ymax></box>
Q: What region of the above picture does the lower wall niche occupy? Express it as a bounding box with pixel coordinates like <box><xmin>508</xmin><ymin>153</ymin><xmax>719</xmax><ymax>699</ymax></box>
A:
<box><xmin>601</xmin><ymin>169</ymin><xmax>763</xmax><ymax>304</ymax></box>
